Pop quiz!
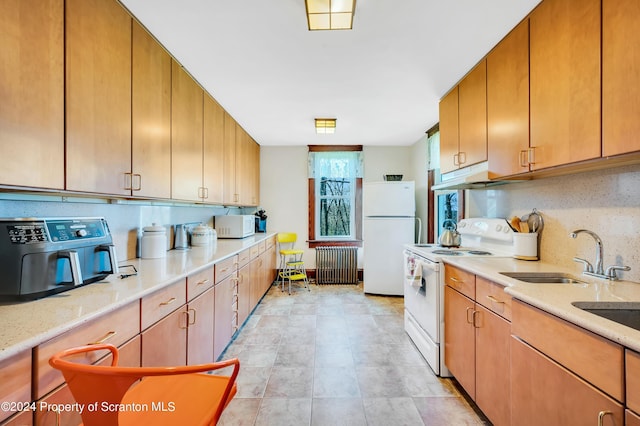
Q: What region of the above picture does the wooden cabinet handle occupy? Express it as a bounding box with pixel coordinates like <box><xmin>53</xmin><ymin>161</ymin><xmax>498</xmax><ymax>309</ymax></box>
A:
<box><xmin>527</xmin><ymin>147</ymin><xmax>536</xmax><ymax>165</ymax></box>
<box><xmin>159</xmin><ymin>297</ymin><xmax>176</xmax><ymax>306</ymax></box>
<box><xmin>466</xmin><ymin>307</ymin><xmax>474</xmax><ymax>324</ymax></box>
<box><xmin>458</xmin><ymin>151</ymin><xmax>466</xmax><ymax>165</ymax></box>
<box><xmin>187</xmin><ymin>308</ymin><xmax>196</xmax><ymax>326</ymax></box>
<box><xmin>597</xmin><ymin>411</ymin><xmax>613</xmax><ymax>426</ymax></box>
<box><xmin>472</xmin><ymin>310</ymin><xmax>481</xmax><ymax>328</ymax></box>
<box><xmin>486</xmin><ymin>295</ymin><xmax>505</xmax><ymax>304</ymax></box>
<box><xmin>87</xmin><ymin>331</ymin><xmax>117</xmax><ymax>345</ymax></box>
<box><xmin>519</xmin><ymin>150</ymin><xmax>528</xmax><ymax>167</ymax></box>
<box><xmin>196</xmin><ymin>279</ymin><xmax>209</xmax><ymax>286</ymax></box>
<box><xmin>453</xmin><ymin>153</ymin><xmax>460</xmax><ymax>166</ymax></box>
<box><xmin>449</xmin><ymin>276</ymin><xmax>462</xmax><ymax>283</ymax></box>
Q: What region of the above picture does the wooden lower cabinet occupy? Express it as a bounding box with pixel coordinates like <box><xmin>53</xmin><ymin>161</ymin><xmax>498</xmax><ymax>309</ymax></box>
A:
<box><xmin>214</xmin><ymin>273</ymin><xmax>237</xmax><ymax>360</ymax></box>
<box><xmin>511</xmin><ymin>336</ymin><xmax>623</xmax><ymax>426</ymax></box>
<box><xmin>237</xmin><ymin>262</ymin><xmax>252</xmax><ymax>325</ymax></box>
<box><xmin>186</xmin><ymin>287</ymin><xmax>215</xmax><ymax>365</ymax></box>
<box><xmin>1</xmin><ymin>410</ymin><xmax>32</xmax><ymax>426</ymax></box>
<box><xmin>141</xmin><ymin>307</ymin><xmax>188</xmax><ymax>367</ymax></box>
<box><xmin>444</xmin><ymin>285</ymin><xmax>476</xmax><ymax>397</ymax></box>
<box><xmin>628</xmin><ymin>410</ymin><xmax>640</xmax><ymax>426</ymax></box>
<box><xmin>0</xmin><ymin>350</ymin><xmax>31</xmax><ymax>423</ymax></box>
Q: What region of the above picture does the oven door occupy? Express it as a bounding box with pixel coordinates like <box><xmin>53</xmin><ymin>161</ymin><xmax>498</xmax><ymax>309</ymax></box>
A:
<box><xmin>403</xmin><ymin>251</ymin><xmax>440</xmax><ymax>342</ymax></box>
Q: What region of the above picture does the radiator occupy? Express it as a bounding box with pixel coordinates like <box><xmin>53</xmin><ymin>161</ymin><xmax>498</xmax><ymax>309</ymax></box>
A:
<box><xmin>315</xmin><ymin>247</ymin><xmax>358</xmax><ymax>284</ymax></box>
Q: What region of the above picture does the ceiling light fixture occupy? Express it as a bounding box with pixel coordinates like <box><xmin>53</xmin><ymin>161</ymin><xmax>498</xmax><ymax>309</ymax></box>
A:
<box><xmin>305</xmin><ymin>0</ymin><xmax>356</xmax><ymax>31</ymax></box>
<box><xmin>315</xmin><ymin>118</ymin><xmax>337</xmax><ymax>134</ymax></box>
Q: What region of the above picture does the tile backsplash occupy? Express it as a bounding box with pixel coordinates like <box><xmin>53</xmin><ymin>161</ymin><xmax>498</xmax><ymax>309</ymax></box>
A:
<box><xmin>0</xmin><ymin>197</ymin><xmax>254</xmax><ymax>261</ymax></box>
<box><xmin>467</xmin><ymin>163</ymin><xmax>640</xmax><ymax>283</ymax></box>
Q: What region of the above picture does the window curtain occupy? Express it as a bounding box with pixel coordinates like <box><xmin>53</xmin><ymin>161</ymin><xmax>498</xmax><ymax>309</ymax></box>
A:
<box><xmin>308</xmin><ymin>151</ymin><xmax>363</xmax><ymax>178</ymax></box>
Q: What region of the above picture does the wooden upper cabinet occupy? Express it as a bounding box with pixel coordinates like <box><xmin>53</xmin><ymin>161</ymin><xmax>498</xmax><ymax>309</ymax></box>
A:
<box><xmin>439</xmin><ymin>87</ymin><xmax>459</xmax><ymax>174</ymax></box>
<box><xmin>487</xmin><ymin>19</ymin><xmax>530</xmax><ymax>178</ymax></box>
<box><xmin>203</xmin><ymin>95</ymin><xmax>225</xmax><ymax>204</ymax></box>
<box><xmin>602</xmin><ymin>0</ymin><xmax>640</xmax><ymax>156</ymax></box>
<box><xmin>529</xmin><ymin>0</ymin><xmax>601</xmax><ymax>170</ymax></box>
<box><xmin>0</xmin><ymin>0</ymin><xmax>64</xmax><ymax>190</ymax></box>
<box><xmin>223</xmin><ymin>112</ymin><xmax>237</xmax><ymax>204</ymax></box>
<box><xmin>171</xmin><ymin>61</ymin><xmax>204</xmax><ymax>202</ymax></box>
<box><xmin>131</xmin><ymin>21</ymin><xmax>171</xmax><ymax>199</ymax></box>
<box><xmin>457</xmin><ymin>60</ymin><xmax>487</xmax><ymax>169</ymax></box>
<box><xmin>65</xmin><ymin>0</ymin><xmax>132</xmax><ymax>195</ymax></box>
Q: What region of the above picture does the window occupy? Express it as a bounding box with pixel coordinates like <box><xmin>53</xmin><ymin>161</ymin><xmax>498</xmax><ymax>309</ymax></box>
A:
<box><xmin>308</xmin><ymin>146</ymin><xmax>363</xmax><ymax>247</ymax></box>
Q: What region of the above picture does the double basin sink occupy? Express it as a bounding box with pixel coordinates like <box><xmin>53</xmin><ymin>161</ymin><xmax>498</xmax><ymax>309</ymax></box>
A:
<box><xmin>501</xmin><ymin>271</ymin><xmax>640</xmax><ymax>331</ymax></box>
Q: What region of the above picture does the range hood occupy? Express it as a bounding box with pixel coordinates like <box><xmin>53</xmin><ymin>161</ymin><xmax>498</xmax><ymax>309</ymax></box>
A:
<box><xmin>431</xmin><ymin>162</ymin><xmax>509</xmax><ymax>191</ymax></box>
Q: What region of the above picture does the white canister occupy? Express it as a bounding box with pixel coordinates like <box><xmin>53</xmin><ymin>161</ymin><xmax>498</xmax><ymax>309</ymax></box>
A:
<box><xmin>191</xmin><ymin>224</ymin><xmax>212</xmax><ymax>247</ymax></box>
<box><xmin>513</xmin><ymin>232</ymin><xmax>538</xmax><ymax>260</ymax></box>
<box><xmin>141</xmin><ymin>224</ymin><xmax>167</xmax><ymax>258</ymax></box>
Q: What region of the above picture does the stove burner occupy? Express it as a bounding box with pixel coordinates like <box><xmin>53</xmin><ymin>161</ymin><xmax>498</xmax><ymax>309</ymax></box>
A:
<box><xmin>468</xmin><ymin>250</ymin><xmax>493</xmax><ymax>256</ymax></box>
<box><xmin>431</xmin><ymin>249</ymin><xmax>463</xmax><ymax>256</ymax></box>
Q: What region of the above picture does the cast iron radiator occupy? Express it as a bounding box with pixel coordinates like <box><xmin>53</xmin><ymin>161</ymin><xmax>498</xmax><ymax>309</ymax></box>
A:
<box><xmin>315</xmin><ymin>247</ymin><xmax>358</xmax><ymax>284</ymax></box>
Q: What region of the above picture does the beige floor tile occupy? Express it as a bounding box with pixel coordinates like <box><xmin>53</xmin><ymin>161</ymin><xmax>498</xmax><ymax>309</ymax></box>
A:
<box><xmin>254</xmin><ymin>398</ymin><xmax>312</xmax><ymax>426</ymax></box>
<box><xmin>311</xmin><ymin>398</ymin><xmax>367</xmax><ymax>426</ymax></box>
<box><xmin>263</xmin><ymin>366</ymin><xmax>314</xmax><ymax>398</ymax></box>
<box><xmin>218</xmin><ymin>398</ymin><xmax>261</xmax><ymax>426</ymax></box>
<box><xmin>362</xmin><ymin>397</ymin><xmax>424</xmax><ymax>426</ymax></box>
<box><xmin>313</xmin><ymin>366</ymin><xmax>361</xmax><ymax>398</ymax></box>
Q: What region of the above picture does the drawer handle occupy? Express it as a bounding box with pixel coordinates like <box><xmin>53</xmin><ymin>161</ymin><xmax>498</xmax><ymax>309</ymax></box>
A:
<box><xmin>160</xmin><ymin>297</ymin><xmax>176</xmax><ymax>306</ymax></box>
<box><xmin>597</xmin><ymin>411</ymin><xmax>613</xmax><ymax>426</ymax></box>
<box><xmin>88</xmin><ymin>331</ymin><xmax>117</xmax><ymax>345</ymax></box>
<box><xmin>486</xmin><ymin>295</ymin><xmax>505</xmax><ymax>304</ymax></box>
<box><xmin>449</xmin><ymin>276</ymin><xmax>462</xmax><ymax>283</ymax></box>
<box><xmin>196</xmin><ymin>278</ymin><xmax>210</xmax><ymax>286</ymax></box>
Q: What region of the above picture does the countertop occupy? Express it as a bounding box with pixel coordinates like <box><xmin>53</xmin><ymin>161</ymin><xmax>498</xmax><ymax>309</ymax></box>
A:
<box><xmin>442</xmin><ymin>256</ymin><xmax>640</xmax><ymax>353</ymax></box>
<box><xmin>0</xmin><ymin>233</ymin><xmax>275</xmax><ymax>362</ymax></box>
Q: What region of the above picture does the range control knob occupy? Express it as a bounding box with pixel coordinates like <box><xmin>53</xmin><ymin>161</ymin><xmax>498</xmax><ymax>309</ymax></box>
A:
<box><xmin>75</xmin><ymin>229</ymin><xmax>88</xmax><ymax>237</ymax></box>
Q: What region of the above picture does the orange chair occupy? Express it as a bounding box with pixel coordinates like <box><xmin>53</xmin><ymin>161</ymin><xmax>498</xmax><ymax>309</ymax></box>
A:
<box><xmin>49</xmin><ymin>344</ymin><xmax>239</xmax><ymax>426</ymax></box>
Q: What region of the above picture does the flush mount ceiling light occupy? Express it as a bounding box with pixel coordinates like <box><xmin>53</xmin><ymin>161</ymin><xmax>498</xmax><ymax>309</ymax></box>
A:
<box><xmin>305</xmin><ymin>0</ymin><xmax>356</xmax><ymax>31</ymax></box>
<box><xmin>315</xmin><ymin>118</ymin><xmax>337</xmax><ymax>134</ymax></box>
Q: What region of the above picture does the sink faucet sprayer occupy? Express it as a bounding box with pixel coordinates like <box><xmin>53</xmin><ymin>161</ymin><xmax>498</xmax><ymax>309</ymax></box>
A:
<box><xmin>569</xmin><ymin>229</ymin><xmax>630</xmax><ymax>280</ymax></box>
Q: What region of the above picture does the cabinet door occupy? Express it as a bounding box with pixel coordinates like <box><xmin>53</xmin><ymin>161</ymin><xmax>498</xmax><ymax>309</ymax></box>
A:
<box><xmin>0</xmin><ymin>0</ymin><xmax>64</xmax><ymax>190</ymax></box>
<box><xmin>131</xmin><ymin>21</ymin><xmax>171</xmax><ymax>199</ymax></box>
<box><xmin>475</xmin><ymin>305</ymin><xmax>510</xmax><ymax>426</ymax></box>
<box><xmin>529</xmin><ymin>0</ymin><xmax>601</xmax><ymax>170</ymax></box>
<box><xmin>187</xmin><ymin>287</ymin><xmax>215</xmax><ymax>365</ymax></box>
<box><xmin>458</xmin><ymin>60</ymin><xmax>487</xmax><ymax>169</ymax></box>
<box><xmin>1</xmin><ymin>410</ymin><xmax>32</xmax><ymax>426</ymax></box>
<box><xmin>439</xmin><ymin>87</ymin><xmax>459</xmax><ymax>174</ymax></box>
<box><xmin>65</xmin><ymin>0</ymin><xmax>132</xmax><ymax>195</ymax></box>
<box><xmin>171</xmin><ymin>60</ymin><xmax>204</xmax><ymax>202</ymax></box>
<box><xmin>444</xmin><ymin>286</ymin><xmax>475</xmax><ymax>398</ymax></box>
<box><xmin>626</xmin><ymin>349</ymin><xmax>640</xmax><ymax>414</ymax></box>
<box><xmin>237</xmin><ymin>262</ymin><xmax>252</xmax><ymax>326</ymax></box>
<box><xmin>511</xmin><ymin>337</ymin><xmax>623</xmax><ymax>426</ymax></box>
<box><xmin>214</xmin><ymin>274</ymin><xmax>236</xmax><ymax>360</ymax></box>
<box><xmin>223</xmin><ymin>112</ymin><xmax>237</xmax><ymax>204</ymax></box>
<box><xmin>251</xmin><ymin>138</ymin><xmax>261</xmax><ymax>206</ymax></box>
<box><xmin>141</xmin><ymin>307</ymin><xmax>188</xmax><ymax>367</ymax></box>
<box><xmin>35</xmin><ymin>384</ymin><xmax>82</xmax><ymax>426</ymax></box>
<box><xmin>602</xmin><ymin>0</ymin><xmax>640</xmax><ymax>156</ymax></box>
<box><xmin>0</xmin><ymin>350</ymin><xmax>31</xmax><ymax>423</ymax></box>
<box><xmin>203</xmin><ymin>95</ymin><xmax>225</xmax><ymax>204</ymax></box>
<box><xmin>487</xmin><ymin>20</ymin><xmax>530</xmax><ymax>178</ymax></box>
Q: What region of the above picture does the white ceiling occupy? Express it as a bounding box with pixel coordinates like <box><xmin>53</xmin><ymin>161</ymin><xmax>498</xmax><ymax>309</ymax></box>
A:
<box><xmin>120</xmin><ymin>0</ymin><xmax>541</xmax><ymax>147</ymax></box>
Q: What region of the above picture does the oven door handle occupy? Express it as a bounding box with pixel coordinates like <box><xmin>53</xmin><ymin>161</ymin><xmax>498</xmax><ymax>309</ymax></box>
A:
<box><xmin>404</xmin><ymin>251</ymin><xmax>440</xmax><ymax>273</ymax></box>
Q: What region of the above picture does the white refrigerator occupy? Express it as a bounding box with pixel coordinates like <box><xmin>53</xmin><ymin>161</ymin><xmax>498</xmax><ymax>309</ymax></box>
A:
<box><xmin>363</xmin><ymin>181</ymin><xmax>416</xmax><ymax>295</ymax></box>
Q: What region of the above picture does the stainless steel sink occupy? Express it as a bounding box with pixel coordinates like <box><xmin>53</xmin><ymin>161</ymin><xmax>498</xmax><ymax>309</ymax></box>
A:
<box><xmin>500</xmin><ymin>272</ymin><xmax>587</xmax><ymax>284</ymax></box>
<box><xmin>572</xmin><ymin>301</ymin><xmax>640</xmax><ymax>331</ymax></box>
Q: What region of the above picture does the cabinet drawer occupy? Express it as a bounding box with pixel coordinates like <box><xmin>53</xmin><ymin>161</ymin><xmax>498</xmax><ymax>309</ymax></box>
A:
<box><xmin>444</xmin><ymin>264</ymin><xmax>475</xmax><ymax>299</ymax></box>
<box><xmin>512</xmin><ymin>300</ymin><xmax>624</xmax><ymax>402</ymax></box>
<box><xmin>265</xmin><ymin>236</ymin><xmax>276</xmax><ymax>251</ymax></box>
<box><xmin>215</xmin><ymin>256</ymin><xmax>237</xmax><ymax>284</ymax></box>
<box><xmin>187</xmin><ymin>267</ymin><xmax>214</xmax><ymax>301</ymax></box>
<box><xmin>250</xmin><ymin>244</ymin><xmax>260</xmax><ymax>259</ymax></box>
<box><xmin>34</xmin><ymin>301</ymin><xmax>140</xmax><ymax>399</ymax></box>
<box><xmin>0</xmin><ymin>350</ymin><xmax>31</xmax><ymax>423</ymax></box>
<box><xmin>238</xmin><ymin>248</ymin><xmax>251</xmax><ymax>267</ymax></box>
<box><xmin>476</xmin><ymin>277</ymin><xmax>512</xmax><ymax>320</ymax></box>
<box><xmin>627</xmin><ymin>349</ymin><xmax>640</xmax><ymax>413</ymax></box>
<box><xmin>258</xmin><ymin>240</ymin><xmax>267</xmax><ymax>254</ymax></box>
<box><xmin>141</xmin><ymin>279</ymin><xmax>187</xmax><ymax>331</ymax></box>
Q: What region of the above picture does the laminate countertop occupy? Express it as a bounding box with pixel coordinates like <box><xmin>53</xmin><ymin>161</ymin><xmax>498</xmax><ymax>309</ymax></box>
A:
<box><xmin>442</xmin><ymin>256</ymin><xmax>640</xmax><ymax>353</ymax></box>
<box><xmin>0</xmin><ymin>233</ymin><xmax>275</xmax><ymax>362</ymax></box>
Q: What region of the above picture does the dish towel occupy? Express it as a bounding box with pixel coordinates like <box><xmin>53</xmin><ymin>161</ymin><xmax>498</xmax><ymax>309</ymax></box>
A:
<box><xmin>404</xmin><ymin>257</ymin><xmax>423</xmax><ymax>289</ymax></box>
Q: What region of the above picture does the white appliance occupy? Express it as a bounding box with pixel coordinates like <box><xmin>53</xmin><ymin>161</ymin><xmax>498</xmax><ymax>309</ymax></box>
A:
<box><xmin>403</xmin><ymin>217</ymin><xmax>516</xmax><ymax>376</ymax></box>
<box><xmin>214</xmin><ymin>215</ymin><xmax>255</xmax><ymax>239</ymax></box>
<box><xmin>363</xmin><ymin>181</ymin><xmax>416</xmax><ymax>295</ymax></box>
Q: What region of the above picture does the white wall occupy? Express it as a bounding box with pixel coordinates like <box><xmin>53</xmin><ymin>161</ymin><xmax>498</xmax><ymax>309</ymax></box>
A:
<box><xmin>410</xmin><ymin>136</ymin><xmax>429</xmax><ymax>244</ymax></box>
<box><xmin>467</xmin><ymin>163</ymin><xmax>640</xmax><ymax>282</ymax></box>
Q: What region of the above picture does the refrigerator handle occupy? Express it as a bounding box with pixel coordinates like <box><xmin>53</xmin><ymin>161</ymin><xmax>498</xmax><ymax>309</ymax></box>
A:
<box><xmin>415</xmin><ymin>217</ymin><xmax>422</xmax><ymax>244</ymax></box>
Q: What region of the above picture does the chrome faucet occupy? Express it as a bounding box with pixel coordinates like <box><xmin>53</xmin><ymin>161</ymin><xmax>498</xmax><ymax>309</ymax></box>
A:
<box><xmin>569</xmin><ymin>229</ymin><xmax>604</xmax><ymax>276</ymax></box>
<box><xmin>569</xmin><ymin>229</ymin><xmax>630</xmax><ymax>280</ymax></box>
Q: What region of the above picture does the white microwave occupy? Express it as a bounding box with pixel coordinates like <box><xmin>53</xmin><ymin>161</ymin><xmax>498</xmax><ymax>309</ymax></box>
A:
<box><xmin>214</xmin><ymin>215</ymin><xmax>255</xmax><ymax>238</ymax></box>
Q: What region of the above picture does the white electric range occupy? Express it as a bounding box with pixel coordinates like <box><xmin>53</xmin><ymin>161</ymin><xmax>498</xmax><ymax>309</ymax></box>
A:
<box><xmin>403</xmin><ymin>217</ymin><xmax>516</xmax><ymax>377</ymax></box>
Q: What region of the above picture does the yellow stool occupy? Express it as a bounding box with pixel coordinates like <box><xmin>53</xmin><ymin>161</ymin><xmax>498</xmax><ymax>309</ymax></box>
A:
<box><xmin>276</xmin><ymin>232</ymin><xmax>310</xmax><ymax>294</ymax></box>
